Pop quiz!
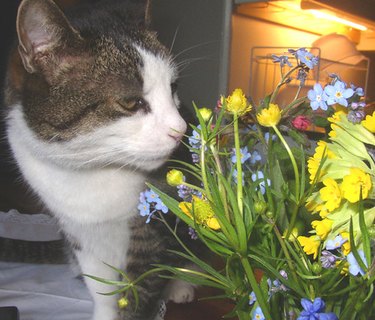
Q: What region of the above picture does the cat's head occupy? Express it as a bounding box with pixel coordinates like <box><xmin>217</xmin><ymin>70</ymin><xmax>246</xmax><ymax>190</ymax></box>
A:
<box><xmin>11</xmin><ymin>0</ymin><xmax>186</xmax><ymax>171</ymax></box>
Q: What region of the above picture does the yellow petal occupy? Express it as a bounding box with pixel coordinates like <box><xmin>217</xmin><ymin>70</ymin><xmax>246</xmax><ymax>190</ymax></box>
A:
<box><xmin>206</xmin><ymin>217</ymin><xmax>221</xmax><ymax>230</ymax></box>
<box><xmin>256</xmin><ymin>103</ymin><xmax>281</xmax><ymax>127</ymax></box>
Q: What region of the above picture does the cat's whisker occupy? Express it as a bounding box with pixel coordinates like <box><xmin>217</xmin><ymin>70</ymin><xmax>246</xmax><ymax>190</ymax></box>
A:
<box><xmin>172</xmin><ymin>40</ymin><xmax>218</xmax><ymax>60</ymax></box>
<box><xmin>169</xmin><ymin>24</ymin><xmax>181</xmax><ymax>54</ymax></box>
<box><xmin>176</xmin><ymin>56</ymin><xmax>213</xmax><ymax>73</ymax></box>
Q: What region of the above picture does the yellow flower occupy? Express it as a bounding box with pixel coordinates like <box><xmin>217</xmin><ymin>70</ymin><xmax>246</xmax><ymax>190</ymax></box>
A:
<box><xmin>206</xmin><ymin>217</ymin><xmax>221</xmax><ymax>230</ymax></box>
<box><xmin>328</xmin><ymin>110</ymin><xmax>347</xmax><ymax>123</ymax></box>
<box><xmin>319</xmin><ymin>178</ymin><xmax>341</xmax><ymax>212</ymax></box>
<box><xmin>338</xmin><ymin>260</ymin><xmax>349</xmax><ymax>275</ymax></box>
<box><xmin>178</xmin><ymin>196</ymin><xmax>220</xmax><ymax>230</ymax></box>
<box><xmin>179</xmin><ymin>201</ymin><xmax>193</xmax><ymax>219</ymax></box>
<box><xmin>341</xmin><ymin>168</ymin><xmax>372</xmax><ymax>203</ymax></box>
<box><xmin>118</xmin><ymin>297</ymin><xmax>129</xmax><ymax>309</ymax></box>
<box><xmin>166</xmin><ymin>169</ymin><xmax>185</xmax><ymax>187</ymax></box>
<box><xmin>361</xmin><ymin>111</ymin><xmax>375</xmax><ymax>133</ymax></box>
<box><xmin>307</xmin><ymin>156</ymin><xmax>322</xmax><ymax>184</ymax></box>
<box><xmin>311</xmin><ymin>219</ymin><xmax>333</xmax><ymax>240</ymax></box>
<box><xmin>308</xmin><ymin>141</ymin><xmax>336</xmax><ymax>184</ymax></box>
<box><xmin>256</xmin><ymin>103</ymin><xmax>281</xmax><ymax>127</ymax></box>
<box><xmin>316</xmin><ymin>204</ymin><xmax>329</xmax><ymax>218</ymax></box>
<box><xmin>297</xmin><ymin>235</ymin><xmax>321</xmax><ymax>259</ymax></box>
<box><xmin>341</xmin><ymin>232</ymin><xmax>351</xmax><ymax>255</ymax></box>
<box><xmin>314</xmin><ymin>141</ymin><xmax>336</xmax><ymax>160</ymax></box>
<box><xmin>225</xmin><ymin>88</ymin><xmax>252</xmax><ymax>116</ymax></box>
<box><xmin>198</xmin><ymin>107</ymin><xmax>213</xmax><ymax>122</ymax></box>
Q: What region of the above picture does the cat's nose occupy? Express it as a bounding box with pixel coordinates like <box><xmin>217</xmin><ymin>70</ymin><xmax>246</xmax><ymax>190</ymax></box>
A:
<box><xmin>168</xmin><ymin>130</ymin><xmax>185</xmax><ymax>142</ymax></box>
<box><xmin>168</xmin><ymin>119</ymin><xmax>187</xmax><ymax>142</ymax></box>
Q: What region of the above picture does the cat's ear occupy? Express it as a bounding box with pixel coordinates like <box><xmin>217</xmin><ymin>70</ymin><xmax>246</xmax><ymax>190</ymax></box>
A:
<box><xmin>144</xmin><ymin>0</ymin><xmax>152</xmax><ymax>26</ymax></box>
<box><xmin>16</xmin><ymin>0</ymin><xmax>82</xmax><ymax>74</ymax></box>
<box><xmin>134</xmin><ymin>0</ymin><xmax>152</xmax><ymax>27</ymax></box>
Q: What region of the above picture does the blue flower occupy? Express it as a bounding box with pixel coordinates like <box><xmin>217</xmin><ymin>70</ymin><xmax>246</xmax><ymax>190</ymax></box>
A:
<box><xmin>320</xmin><ymin>250</ymin><xmax>337</xmax><ymax>269</ymax></box>
<box><xmin>298</xmin><ymin>298</ymin><xmax>338</xmax><ymax>320</ymax></box>
<box><xmin>138</xmin><ymin>201</ymin><xmax>151</xmax><ymax>218</ymax></box>
<box><xmin>347</xmin><ymin>250</ymin><xmax>367</xmax><ymax>276</ymax></box>
<box><xmin>325</xmin><ymin>235</ymin><xmax>347</xmax><ymax>250</ymax></box>
<box><xmin>188</xmin><ymin>125</ymin><xmax>202</xmax><ymax>149</ymax></box>
<box><xmin>250</xmin><ymin>150</ymin><xmax>262</xmax><ymax>165</ymax></box>
<box><xmin>324</xmin><ymin>80</ymin><xmax>354</xmax><ymax>107</ymax></box>
<box><xmin>252</xmin><ymin>306</ymin><xmax>265</xmax><ymax>320</ymax></box>
<box><xmin>154</xmin><ymin>200</ymin><xmax>168</xmax><ymax>214</ymax></box>
<box><xmin>294</xmin><ymin>48</ymin><xmax>319</xmax><ymax>69</ymax></box>
<box><xmin>188</xmin><ymin>226</ymin><xmax>198</xmax><ymax>240</ymax></box>
<box><xmin>271</xmin><ymin>54</ymin><xmax>293</xmax><ymax>67</ymax></box>
<box><xmin>145</xmin><ymin>189</ymin><xmax>161</xmax><ymax>204</ymax></box>
<box><xmin>350</xmin><ymin>101</ymin><xmax>366</xmax><ymax>110</ymax></box>
<box><xmin>231</xmin><ymin>146</ymin><xmax>251</xmax><ymax>164</ymax></box>
<box><xmin>191</xmin><ymin>153</ymin><xmax>200</xmax><ymax>164</ymax></box>
<box><xmin>249</xmin><ymin>291</ymin><xmax>256</xmax><ymax>305</ymax></box>
<box><xmin>177</xmin><ymin>184</ymin><xmax>191</xmax><ymax>200</ymax></box>
<box><xmin>264</xmin><ymin>132</ymin><xmax>277</xmax><ymax>143</ymax></box>
<box><xmin>308</xmin><ymin>83</ymin><xmax>328</xmax><ymax>111</ymax></box>
<box><xmin>297</xmin><ymin>68</ymin><xmax>308</xmax><ymax>86</ymax></box>
<box><xmin>347</xmin><ymin>110</ymin><xmax>365</xmax><ymax>123</ymax></box>
<box><xmin>350</xmin><ymin>84</ymin><xmax>364</xmax><ymax>97</ymax></box>
<box><xmin>251</xmin><ymin>171</ymin><xmax>271</xmax><ymax>195</ymax></box>
<box><xmin>138</xmin><ymin>189</ymin><xmax>169</xmax><ymax>223</ymax></box>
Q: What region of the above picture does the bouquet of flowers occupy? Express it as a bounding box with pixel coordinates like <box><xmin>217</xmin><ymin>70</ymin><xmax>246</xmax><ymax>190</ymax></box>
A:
<box><xmin>103</xmin><ymin>48</ymin><xmax>375</xmax><ymax>319</ymax></box>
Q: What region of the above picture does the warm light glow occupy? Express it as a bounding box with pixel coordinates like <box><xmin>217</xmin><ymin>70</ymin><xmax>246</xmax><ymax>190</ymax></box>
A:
<box><xmin>308</xmin><ymin>10</ymin><xmax>368</xmax><ymax>31</ymax></box>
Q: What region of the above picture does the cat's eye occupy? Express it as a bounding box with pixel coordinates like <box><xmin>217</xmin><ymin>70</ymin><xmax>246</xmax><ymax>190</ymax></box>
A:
<box><xmin>117</xmin><ymin>97</ymin><xmax>149</xmax><ymax>113</ymax></box>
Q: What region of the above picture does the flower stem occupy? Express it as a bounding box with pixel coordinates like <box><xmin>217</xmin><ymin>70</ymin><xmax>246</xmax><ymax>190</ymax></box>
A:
<box><xmin>200</xmin><ymin>140</ymin><xmax>212</xmax><ymax>202</ymax></box>
<box><xmin>233</xmin><ymin>113</ymin><xmax>243</xmax><ymax>216</ymax></box>
<box><xmin>270</xmin><ymin>65</ymin><xmax>299</xmax><ymax>103</ymax></box>
<box><xmin>272</xmin><ymin>125</ymin><xmax>300</xmax><ymax>235</ymax></box>
<box><xmin>210</xmin><ymin>144</ymin><xmax>230</xmax><ymax>220</ymax></box>
<box><xmin>240</xmin><ymin>256</ymin><xmax>272</xmax><ymax>319</ymax></box>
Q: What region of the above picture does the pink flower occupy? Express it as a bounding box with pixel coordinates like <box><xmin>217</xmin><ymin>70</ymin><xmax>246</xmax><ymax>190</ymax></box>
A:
<box><xmin>291</xmin><ymin>115</ymin><xmax>311</xmax><ymax>131</ymax></box>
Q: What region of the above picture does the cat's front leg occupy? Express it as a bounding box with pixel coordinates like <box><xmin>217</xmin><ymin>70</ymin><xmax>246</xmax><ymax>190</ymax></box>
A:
<box><xmin>75</xmin><ymin>249</ymin><xmax>122</xmax><ymax>320</ymax></box>
<box><xmin>64</xmin><ymin>217</ymin><xmax>131</xmax><ymax>320</ymax></box>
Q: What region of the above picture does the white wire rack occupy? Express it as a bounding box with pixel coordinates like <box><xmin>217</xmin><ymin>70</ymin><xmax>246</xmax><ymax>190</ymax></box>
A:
<box><xmin>249</xmin><ymin>46</ymin><xmax>370</xmax><ymax>106</ymax></box>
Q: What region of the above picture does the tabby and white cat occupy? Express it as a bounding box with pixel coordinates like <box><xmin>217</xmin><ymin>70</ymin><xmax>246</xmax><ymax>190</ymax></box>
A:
<box><xmin>4</xmin><ymin>0</ymin><xmax>194</xmax><ymax>319</ymax></box>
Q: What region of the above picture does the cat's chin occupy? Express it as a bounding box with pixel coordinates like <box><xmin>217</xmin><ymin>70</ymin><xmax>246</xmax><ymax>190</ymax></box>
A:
<box><xmin>134</xmin><ymin>156</ymin><xmax>170</xmax><ymax>172</ymax></box>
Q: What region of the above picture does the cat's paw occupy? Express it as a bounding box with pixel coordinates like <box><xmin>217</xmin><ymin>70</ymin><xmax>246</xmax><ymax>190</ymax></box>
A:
<box><xmin>165</xmin><ymin>279</ymin><xmax>196</xmax><ymax>304</ymax></box>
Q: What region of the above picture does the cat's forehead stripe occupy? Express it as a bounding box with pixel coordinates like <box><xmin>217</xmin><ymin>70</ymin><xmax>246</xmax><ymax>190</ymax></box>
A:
<box><xmin>136</xmin><ymin>46</ymin><xmax>176</xmax><ymax>94</ymax></box>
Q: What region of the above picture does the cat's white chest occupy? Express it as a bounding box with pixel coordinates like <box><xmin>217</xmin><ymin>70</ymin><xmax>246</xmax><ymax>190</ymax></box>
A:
<box><xmin>7</xmin><ymin>106</ymin><xmax>146</xmax><ymax>223</ymax></box>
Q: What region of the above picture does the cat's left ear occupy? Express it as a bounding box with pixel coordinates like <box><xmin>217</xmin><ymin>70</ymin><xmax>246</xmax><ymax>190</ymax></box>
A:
<box><xmin>137</xmin><ymin>0</ymin><xmax>152</xmax><ymax>27</ymax></box>
<box><xmin>145</xmin><ymin>0</ymin><xmax>152</xmax><ymax>26</ymax></box>
<box><xmin>16</xmin><ymin>0</ymin><xmax>83</xmax><ymax>74</ymax></box>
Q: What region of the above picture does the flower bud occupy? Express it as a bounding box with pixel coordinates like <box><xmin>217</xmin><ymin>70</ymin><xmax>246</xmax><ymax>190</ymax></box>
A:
<box><xmin>265</xmin><ymin>210</ymin><xmax>274</xmax><ymax>219</ymax></box>
<box><xmin>254</xmin><ymin>200</ymin><xmax>267</xmax><ymax>214</ymax></box>
<box><xmin>311</xmin><ymin>262</ymin><xmax>322</xmax><ymax>274</ymax></box>
<box><xmin>198</xmin><ymin>107</ymin><xmax>213</xmax><ymax>122</ymax></box>
<box><xmin>118</xmin><ymin>297</ymin><xmax>129</xmax><ymax>309</ymax></box>
<box><xmin>166</xmin><ymin>169</ymin><xmax>185</xmax><ymax>187</ymax></box>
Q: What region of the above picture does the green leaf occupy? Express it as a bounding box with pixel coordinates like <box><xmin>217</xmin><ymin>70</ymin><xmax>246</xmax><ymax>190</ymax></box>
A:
<box><xmin>218</xmin><ymin>174</ymin><xmax>248</xmax><ymax>253</ymax></box>
<box><xmin>358</xmin><ymin>195</ymin><xmax>371</xmax><ymax>266</ymax></box>
<box><xmin>165</xmin><ymin>250</ymin><xmax>233</xmax><ymax>289</ymax></box>
<box><xmin>349</xmin><ymin>219</ymin><xmax>368</xmax><ymax>273</ymax></box>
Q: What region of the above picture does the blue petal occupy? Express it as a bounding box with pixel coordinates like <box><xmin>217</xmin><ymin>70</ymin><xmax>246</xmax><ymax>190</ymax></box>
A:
<box><xmin>337</xmin><ymin>97</ymin><xmax>348</xmax><ymax>107</ymax></box>
<box><xmin>301</xmin><ymin>298</ymin><xmax>313</xmax><ymax>312</ymax></box>
<box><xmin>324</xmin><ymin>85</ymin><xmax>335</xmax><ymax>96</ymax></box>
<box><xmin>343</xmin><ymin>88</ymin><xmax>354</xmax><ymax>99</ymax></box>
<box><xmin>318</xmin><ymin>312</ymin><xmax>338</xmax><ymax>320</ymax></box>
<box><xmin>312</xmin><ymin>297</ymin><xmax>325</xmax><ymax>312</ymax></box>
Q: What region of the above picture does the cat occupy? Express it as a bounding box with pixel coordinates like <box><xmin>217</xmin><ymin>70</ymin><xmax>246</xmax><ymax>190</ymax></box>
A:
<box><xmin>3</xmin><ymin>0</ymin><xmax>196</xmax><ymax>319</ymax></box>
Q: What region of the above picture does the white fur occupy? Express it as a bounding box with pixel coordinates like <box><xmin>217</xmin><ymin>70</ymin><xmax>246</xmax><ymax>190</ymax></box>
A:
<box><xmin>6</xmin><ymin>47</ymin><xmax>187</xmax><ymax>320</ymax></box>
<box><xmin>164</xmin><ymin>279</ymin><xmax>196</xmax><ymax>304</ymax></box>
